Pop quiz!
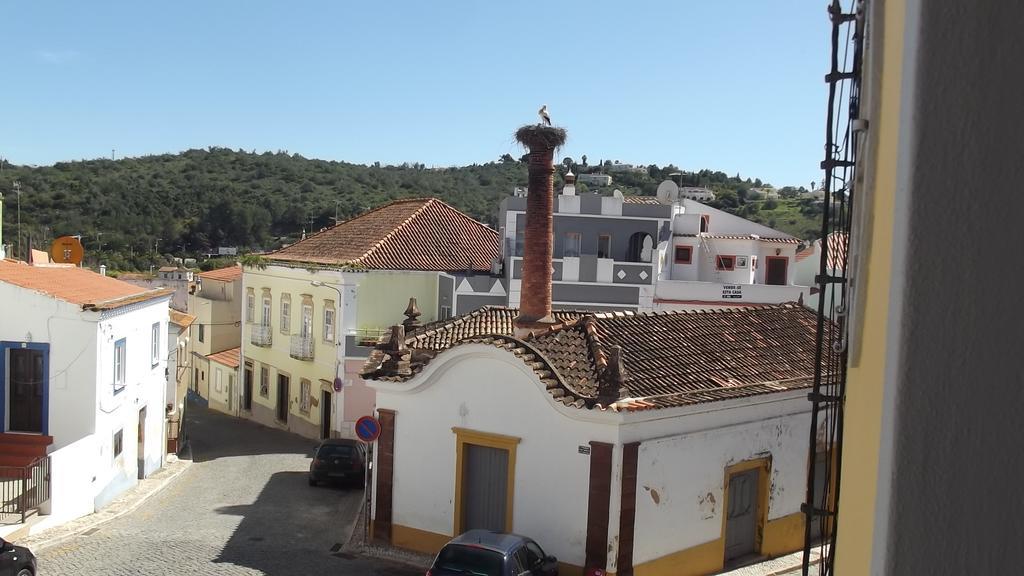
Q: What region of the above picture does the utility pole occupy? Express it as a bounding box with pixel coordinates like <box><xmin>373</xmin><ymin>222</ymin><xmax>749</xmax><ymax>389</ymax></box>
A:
<box><xmin>13</xmin><ymin>181</ymin><xmax>21</xmax><ymax>261</ymax></box>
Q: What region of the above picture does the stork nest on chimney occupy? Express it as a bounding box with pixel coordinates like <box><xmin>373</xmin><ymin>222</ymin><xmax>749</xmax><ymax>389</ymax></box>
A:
<box><xmin>515</xmin><ymin>125</ymin><xmax>567</xmax><ymax>151</ymax></box>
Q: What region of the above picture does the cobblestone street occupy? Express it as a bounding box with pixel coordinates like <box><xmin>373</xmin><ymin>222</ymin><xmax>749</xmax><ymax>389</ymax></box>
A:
<box><xmin>36</xmin><ymin>403</ymin><xmax>421</xmax><ymax>575</ymax></box>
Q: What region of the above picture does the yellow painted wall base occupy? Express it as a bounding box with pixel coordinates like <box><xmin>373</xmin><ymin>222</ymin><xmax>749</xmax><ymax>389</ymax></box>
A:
<box><xmin>634</xmin><ymin>538</ymin><xmax>723</xmax><ymax>576</ymax></box>
<box><xmin>762</xmin><ymin>512</ymin><xmax>806</xmax><ymax>558</ymax></box>
<box><xmin>390</xmin><ymin>523</ymin><xmax>451</xmax><ymax>556</ymax></box>
<box><xmin>632</xmin><ymin>513</ymin><xmax>805</xmax><ymax>576</ymax></box>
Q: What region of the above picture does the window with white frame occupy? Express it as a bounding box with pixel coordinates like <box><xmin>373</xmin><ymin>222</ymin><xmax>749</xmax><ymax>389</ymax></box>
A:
<box><xmin>323</xmin><ymin>301</ymin><xmax>335</xmax><ymax>342</ymax></box>
<box><xmin>440</xmin><ymin>305</ymin><xmax>452</xmax><ymax>319</ymax></box>
<box><xmin>262</xmin><ymin>293</ymin><xmax>272</xmax><ymax>327</ymax></box>
<box><xmin>299</xmin><ymin>379</ymin><xmax>311</xmax><ymax>414</ymax></box>
<box><xmin>301</xmin><ymin>302</ymin><xmax>313</xmax><ymax>339</ymax></box>
<box><xmin>246</xmin><ymin>288</ymin><xmax>255</xmax><ymax>323</ymax></box>
<box><xmin>259</xmin><ymin>366</ymin><xmax>269</xmax><ymax>397</ymax></box>
<box><xmin>151</xmin><ymin>322</ymin><xmax>161</xmax><ymax>366</ymax></box>
<box><xmin>280</xmin><ymin>293</ymin><xmax>291</xmax><ymax>334</ymax></box>
<box><xmin>114</xmin><ymin>338</ymin><xmax>126</xmax><ymax>394</ymax></box>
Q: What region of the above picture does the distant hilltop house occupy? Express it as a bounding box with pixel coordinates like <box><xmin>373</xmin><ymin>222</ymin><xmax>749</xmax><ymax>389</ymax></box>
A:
<box><xmin>800</xmin><ymin>188</ymin><xmax>826</xmax><ymax>201</ymax></box>
<box><xmin>678</xmin><ymin>186</ymin><xmax>716</xmax><ymax>202</ymax></box>
<box><xmin>157</xmin><ymin>266</ymin><xmax>194</xmax><ymax>282</ymax></box>
<box><xmin>751</xmin><ymin>187</ymin><xmax>780</xmax><ymax>199</ymax></box>
<box><xmin>577</xmin><ymin>173</ymin><xmax>613</xmax><ymax>187</ymax></box>
<box><xmin>605</xmin><ymin>162</ymin><xmax>647</xmax><ymax>174</ymax></box>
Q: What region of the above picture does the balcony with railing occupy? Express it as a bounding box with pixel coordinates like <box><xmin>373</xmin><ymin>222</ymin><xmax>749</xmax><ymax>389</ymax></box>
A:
<box><xmin>290</xmin><ymin>334</ymin><xmax>315</xmax><ymax>360</ymax></box>
<box><xmin>250</xmin><ymin>324</ymin><xmax>273</xmax><ymax>347</ymax></box>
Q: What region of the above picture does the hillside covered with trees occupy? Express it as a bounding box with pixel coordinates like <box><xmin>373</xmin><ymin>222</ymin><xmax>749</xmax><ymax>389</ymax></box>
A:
<box><xmin>0</xmin><ymin>149</ymin><xmax>819</xmax><ymax>271</ymax></box>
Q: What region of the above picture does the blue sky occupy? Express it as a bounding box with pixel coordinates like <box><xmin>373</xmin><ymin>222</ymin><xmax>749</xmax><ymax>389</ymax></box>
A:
<box><xmin>2</xmin><ymin>1</ymin><xmax>827</xmax><ymax>187</ymax></box>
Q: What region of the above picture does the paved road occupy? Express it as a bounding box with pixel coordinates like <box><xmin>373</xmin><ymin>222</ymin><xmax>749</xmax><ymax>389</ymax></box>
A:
<box><xmin>38</xmin><ymin>403</ymin><xmax>421</xmax><ymax>575</ymax></box>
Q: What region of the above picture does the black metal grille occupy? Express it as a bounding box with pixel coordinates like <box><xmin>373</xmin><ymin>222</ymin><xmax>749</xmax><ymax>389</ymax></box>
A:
<box><xmin>802</xmin><ymin>1</ymin><xmax>865</xmax><ymax>574</ymax></box>
<box><xmin>0</xmin><ymin>456</ymin><xmax>51</xmax><ymax>524</ymax></box>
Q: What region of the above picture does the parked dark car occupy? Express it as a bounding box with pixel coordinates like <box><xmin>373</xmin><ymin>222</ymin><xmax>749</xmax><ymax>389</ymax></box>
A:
<box><xmin>0</xmin><ymin>538</ymin><xmax>35</xmax><ymax>576</ymax></box>
<box><xmin>427</xmin><ymin>530</ymin><xmax>558</xmax><ymax>576</ymax></box>
<box><xmin>308</xmin><ymin>438</ymin><xmax>366</xmax><ymax>487</ymax></box>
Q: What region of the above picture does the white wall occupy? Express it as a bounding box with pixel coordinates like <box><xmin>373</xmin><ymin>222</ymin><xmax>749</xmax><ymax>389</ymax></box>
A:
<box><xmin>93</xmin><ymin>298</ymin><xmax>170</xmax><ymax>504</ymax></box>
<box><xmin>371</xmin><ymin>345</ymin><xmax>619</xmax><ymax>567</ymax></box>
<box><xmin>0</xmin><ymin>283</ymin><xmax>99</xmax><ymax>447</ymax></box>
<box><xmin>35</xmin><ymin>435</ymin><xmax>98</xmax><ymax>530</ymax></box>
<box><xmin>630</xmin><ymin>406</ymin><xmax>811</xmax><ymax>566</ymax></box>
<box><xmin>681</xmin><ymin>199</ymin><xmax>796</xmax><ymax>238</ymax></box>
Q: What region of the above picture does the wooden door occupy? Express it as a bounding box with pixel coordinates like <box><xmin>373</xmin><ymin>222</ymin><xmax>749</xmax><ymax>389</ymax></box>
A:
<box><xmin>9</xmin><ymin>349</ymin><xmax>44</xmax><ymax>433</ymax></box>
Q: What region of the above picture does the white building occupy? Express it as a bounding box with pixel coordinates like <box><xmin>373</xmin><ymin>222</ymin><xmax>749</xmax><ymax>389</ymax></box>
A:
<box><xmin>794</xmin><ymin>232</ymin><xmax>848</xmax><ymax>313</ymax></box>
<box><xmin>653</xmin><ymin>198</ymin><xmax>812</xmax><ymax>310</ymax></box>
<box><xmin>362</xmin><ymin>304</ymin><xmax>825</xmax><ymax>576</ymax></box>
<box><xmin>679</xmin><ymin>186</ymin><xmax>717</xmax><ymax>202</ymax></box>
<box><xmin>577</xmin><ymin>173</ymin><xmax>613</xmax><ymax>187</ymax></box>
<box><xmin>0</xmin><ymin>259</ymin><xmax>171</xmax><ymax>532</ymax></box>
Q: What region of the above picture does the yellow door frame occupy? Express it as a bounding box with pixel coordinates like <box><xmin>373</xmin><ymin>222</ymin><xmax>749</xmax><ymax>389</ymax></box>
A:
<box><xmin>452</xmin><ymin>427</ymin><xmax>520</xmax><ymax>535</ymax></box>
<box><xmin>722</xmin><ymin>456</ymin><xmax>772</xmax><ymax>561</ymax></box>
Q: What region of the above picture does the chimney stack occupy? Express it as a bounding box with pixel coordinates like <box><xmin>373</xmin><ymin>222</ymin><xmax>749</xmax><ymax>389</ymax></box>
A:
<box><xmin>513</xmin><ymin>124</ymin><xmax>567</xmax><ymax>336</ymax></box>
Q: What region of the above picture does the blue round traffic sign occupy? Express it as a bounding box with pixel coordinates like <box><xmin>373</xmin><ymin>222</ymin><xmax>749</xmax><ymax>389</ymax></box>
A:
<box><xmin>355</xmin><ymin>415</ymin><xmax>381</xmax><ymax>443</ymax></box>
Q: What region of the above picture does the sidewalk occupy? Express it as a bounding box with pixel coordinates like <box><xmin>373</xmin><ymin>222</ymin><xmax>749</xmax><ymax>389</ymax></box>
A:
<box><xmin>343</xmin><ymin>501</ymin><xmax>434</xmax><ymax>570</ymax></box>
<box><xmin>716</xmin><ymin>545</ymin><xmax>827</xmax><ymax>576</ymax></box>
<box><xmin>15</xmin><ymin>455</ymin><xmax>192</xmax><ymax>553</ymax></box>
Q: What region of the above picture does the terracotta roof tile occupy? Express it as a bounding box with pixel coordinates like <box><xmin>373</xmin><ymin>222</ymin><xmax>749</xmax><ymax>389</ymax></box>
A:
<box><xmin>169</xmin><ymin>310</ymin><xmax>197</xmax><ymax>328</ymax></box>
<box><xmin>266</xmin><ymin>198</ymin><xmax>500</xmax><ymax>272</ymax></box>
<box><xmin>0</xmin><ymin>260</ymin><xmax>170</xmax><ymax>310</ymax></box>
<box><xmin>363</xmin><ymin>304</ymin><xmax>830</xmax><ymax>411</ymax></box>
<box><xmin>207</xmin><ymin>347</ymin><xmax>240</xmax><ymax>369</ymax></box>
<box><xmin>199</xmin><ymin>265</ymin><xmax>242</xmax><ymax>282</ymax></box>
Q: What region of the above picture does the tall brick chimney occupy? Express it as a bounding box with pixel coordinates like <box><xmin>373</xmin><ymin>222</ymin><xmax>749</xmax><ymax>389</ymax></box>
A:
<box><xmin>513</xmin><ymin>124</ymin><xmax>567</xmax><ymax>336</ymax></box>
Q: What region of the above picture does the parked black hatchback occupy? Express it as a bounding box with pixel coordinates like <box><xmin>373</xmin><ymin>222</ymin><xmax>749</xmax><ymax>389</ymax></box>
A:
<box><xmin>308</xmin><ymin>438</ymin><xmax>366</xmax><ymax>487</ymax></box>
<box><xmin>427</xmin><ymin>530</ymin><xmax>558</xmax><ymax>576</ymax></box>
<box><xmin>0</xmin><ymin>537</ymin><xmax>35</xmax><ymax>576</ymax></box>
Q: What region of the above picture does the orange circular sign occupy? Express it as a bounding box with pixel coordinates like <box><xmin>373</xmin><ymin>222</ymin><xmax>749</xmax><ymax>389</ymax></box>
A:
<box><xmin>50</xmin><ymin>236</ymin><xmax>85</xmax><ymax>265</ymax></box>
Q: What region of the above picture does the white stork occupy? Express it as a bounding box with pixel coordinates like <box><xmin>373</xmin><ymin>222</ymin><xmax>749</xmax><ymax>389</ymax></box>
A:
<box><xmin>538</xmin><ymin>105</ymin><xmax>551</xmax><ymax>126</ymax></box>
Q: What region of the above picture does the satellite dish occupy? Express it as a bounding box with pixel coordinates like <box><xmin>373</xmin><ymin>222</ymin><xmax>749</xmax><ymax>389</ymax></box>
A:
<box><xmin>50</xmin><ymin>236</ymin><xmax>85</xmax><ymax>265</ymax></box>
<box><xmin>656</xmin><ymin>179</ymin><xmax>680</xmax><ymax>205</ymax></box>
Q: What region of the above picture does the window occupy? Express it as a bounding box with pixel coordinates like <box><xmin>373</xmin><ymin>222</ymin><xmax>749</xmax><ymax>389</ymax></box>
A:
<box><xmin>299</xmin><ymin>379</ymin><xmax>311</xmax><ymax>414</ymax></box>
<box><xmin>440</xmin><ymin>305</ymin><xmax>452</xmax><ymax>319</ymax></box>
<box><xmin>564</xmin><ymin>232</ymin><xmax>581</xmax><ymax>258</ymax></box>
<box><xmin>151</xmin><ymin>322</ymin><xmax>161</xmax><ymax>366</ymax></box>
<box><xmin>323</xmin><ymin>301</ymin><xmax>336</xmax><ymax>342</ymax></box>
<box><xmin>515</xmin><ymin>220</ymin><xmax>525</xmax><ymax>256</ymax></box>
<box><xmin>262</xmin><ymin>294</ymin><xmax>272</xmax><ymax>327</ymax></box>
<box><xmin>301</xmin><ymin>302</ymin><xmax>313</xmax><ymax>339</ymax></box>
<box><xmin>114</xmin><ymin>338</ymin><xmax>126</xmax><ymax>394</ymax></box>
<box><xmin>280</xmin><ymin>294</ymin><xmax>291</xmax><ymax>334</ymax></box>
<box><xmin>598</xmin><ymin>234</ymin><xmax>612</xmax><ymax>259</ymax></box>
<box><xmin>716</xmin><ymin>255</ymin><xmax>737</xmax><ymax>271</ymax></box>
<box><xmin>113</xmin><ymin>429</ymin><xmax>123</xmax><ymax>459</ymax></box>
<box><xmin>246</xmin><ymin>288</ymin><xmax>255</xmax><ymax>323</ymax></box>
<box><xmin>198</xmin><ymin>323</ymin><xmax>205</xmax><ymax>343</ymax></box>
<box><xmin>674</xmin><ymin>245</ymin><xmax>693</xmax><ymax>264</ymax></box>
<box><xmin>259</xmin><ymin>366</ymin><xmax>269</xmax><ymax>398</ymax></box>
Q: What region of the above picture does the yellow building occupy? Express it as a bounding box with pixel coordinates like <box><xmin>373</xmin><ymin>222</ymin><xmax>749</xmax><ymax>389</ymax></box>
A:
<box><xmin>186</xmin><ymin>265</ymin><xmax>243</xmax><ymax>403</ymax></box>
<box><xmin>242</xmin><ymin>198</ymin><xmax>504</xmax><ymax>440</ymax></box>
<box><xmin>831</xmin><ymin>1</ymin><xmax>1020</xmax><ymax>573</ymax></box>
